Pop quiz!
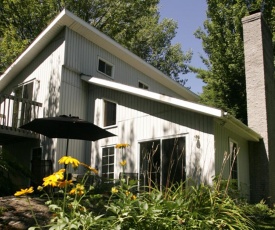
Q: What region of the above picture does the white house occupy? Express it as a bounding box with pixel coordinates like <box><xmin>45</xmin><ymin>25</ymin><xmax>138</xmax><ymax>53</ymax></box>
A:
<box><xmin>0</xmin><ymin>10</ymin><xmax>273</xmax><ymax>203</ymax></box>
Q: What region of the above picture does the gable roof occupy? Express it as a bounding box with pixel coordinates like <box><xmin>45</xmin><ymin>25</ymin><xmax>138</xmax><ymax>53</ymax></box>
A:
<box><xmin>81</xmin><ymin>75</ymin><xmax>261</xmax><ymax>142</ymax></box>
<box><xmin>0</xmin><ymin>9</ymin><xmax>199</xmax><ymax>102</ymax></box>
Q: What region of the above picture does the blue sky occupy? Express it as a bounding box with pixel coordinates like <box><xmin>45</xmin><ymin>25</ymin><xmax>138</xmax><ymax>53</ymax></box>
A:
<box><xmin>158</xmin><ymin>0</ymin><xmax>207</xmax><ymax>94</ymax></box>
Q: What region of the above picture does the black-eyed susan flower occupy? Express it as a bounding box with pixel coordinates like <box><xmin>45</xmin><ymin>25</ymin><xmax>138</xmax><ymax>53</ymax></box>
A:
<box><xmin>42</xmin><ymin>169</ymin><xmax>65</xmax><ymax>187</ymax></box>
<box><xmin>54</xmin><ymin>169</ymin><xmax>65</xmax><ymax>180</ymax></box>
<box><xmin>131</xmin><ymin>195</ymin><xmax>137</xmax><ymax>200</ymax></box>
<box><xmin>115</xmin><ymin>143</ymin><xmax>130</xmax><ymax>149</ymax></box>
<box><xmin>120</xmin><ymin>160</ymin><xmax>127</xmax><ymax>166</ymax></box>
<box><xmin>14</xmin><ymin>187</ymin><xmax>34</xmax><ymax>196</ymax></box>
<box><xmin>58</xmin><ymin>156</ymin><xmax>80</xmax><ymax>168</ymax></box>
<box><xmin>43</xmin><ymin>174</ymin><xmax>59</xmax><ymax>187</ymax></box>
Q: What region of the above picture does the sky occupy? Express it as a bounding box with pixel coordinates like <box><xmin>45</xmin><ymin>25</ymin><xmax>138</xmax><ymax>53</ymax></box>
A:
<box><xmin>158</xmin><ymin>0</ymin><xmax>207</xmax><ymax>94</ymax></box>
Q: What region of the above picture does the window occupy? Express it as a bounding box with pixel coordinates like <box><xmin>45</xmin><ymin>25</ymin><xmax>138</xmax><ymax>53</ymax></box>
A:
<box><xmin>140</xmin><ymin>140</ymin><xmax>161</xmax><ymax>190</ymax></box>
<box><xmin>104</xmin><ymin>100</ymin><xmax>116</xmax><ymax>127</ymax></box>
<box><xmin>98</xmin><ymin>58</ymin><xmax>113</xmax><ymax>77</ymax></box>
<box><xmin>229</xmin><ymin>139</ymin><xmax>238</xmax><ymax>181</ymax></box>
<box><xmin>102</xmin><ymin>147</ymin><xmax>115</xmax><ymax>180</ymax></box>
<box><xmin>139</xmin><ymin>137</ymin><xmax>186</xmax><ymax>190</ymax></box>
<box><xmin>138</xmin><ymin>81</ymin><xmax>149</xmax><ymax>90</ymax></box>
<box><xmin>162</xmin><ymin>137</ymin><xmax>186</xmax><ymax>188</ymax></box>
<box><xmin>13</xmin><ymin>81</ymin><xmax>34</xmax><ymax>127</ymax></box>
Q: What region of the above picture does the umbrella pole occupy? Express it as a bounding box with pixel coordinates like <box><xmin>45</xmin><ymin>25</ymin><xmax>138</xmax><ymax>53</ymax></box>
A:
<box><xmin>66</xmin><ymin>139</ymin><xmax>69</xmax><ymax>156</ymax></box>
<box><xmin>64</xmin><ymin>139</ymin><xmax>69</xmax><ymax>170</ymax></box>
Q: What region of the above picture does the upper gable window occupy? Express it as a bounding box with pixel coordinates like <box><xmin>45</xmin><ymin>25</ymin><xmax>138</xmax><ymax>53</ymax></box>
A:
<box><xmin>138</xmin><ymin>81</ymin><xmax>149</xmax><ymax>90</ymax></box>
<box><xmin>98</xmin><ymin>58</ymin><xmax>114</xmax><ymax>78</ymax></box>
<box><xmin>14</xmin><ymin>81</ymin><xmax>34</xmax><ymax>100</ymax></box>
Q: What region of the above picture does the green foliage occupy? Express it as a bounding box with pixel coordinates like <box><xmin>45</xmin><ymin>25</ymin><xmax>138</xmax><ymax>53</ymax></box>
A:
<box><xmin>0</xmin><ymin>0</ymin><xmax>191</xmax><ymax>85</ymax></box>
<box><xmin>0</xmin><ymin>149</ymin><xmax>31</xmax><ymax>196</ymax></box>
<box><xmin>103</xmin><ymin>182</ymin><xmax>254</xmax><ymax>229</ymax></box>
<box><xmin>242</xmin><ymin>200</ymin><xmax>275</xmax><ymax>221</ymax></box>
<box><xmin>194</xmin><ymin>0</ymin><xmax>275</xmax><ymax>123</ymax></box>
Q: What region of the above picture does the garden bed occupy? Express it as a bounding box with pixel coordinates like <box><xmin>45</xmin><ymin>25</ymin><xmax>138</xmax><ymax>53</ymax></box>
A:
<box><xmin>0</xmin><ymin>196</ymin><xmax>50</xmax><ymax>229</ymax></box>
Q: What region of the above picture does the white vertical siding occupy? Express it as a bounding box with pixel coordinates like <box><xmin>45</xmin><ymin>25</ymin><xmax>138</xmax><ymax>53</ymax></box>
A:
<box><xmin>54</xmin><ymin>66</ymin><xmax>89</xmax><ymax>172</ymax></box>
<box><xmin>214</xmin><ymin>121</ymin><xmax>250</xmax><ymax>199</ymax></box>
<box><xmin>64</xmin><ymin>28</ymin><xmax>188</xmax><ymax>100</ymax></box>
<box><xmin>90</xmin><ymin>86</ymin><xmax>216</xmax><ymax>184</ymax></box>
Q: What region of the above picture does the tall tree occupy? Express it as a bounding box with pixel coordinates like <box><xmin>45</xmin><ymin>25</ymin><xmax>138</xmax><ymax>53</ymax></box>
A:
<box><xmin>194</xmin><ymin>0</ymin><xmax>275</xmax><ymax>123</ymax></box>
<box><xmin>0</xmin><ymin>0</ymin><xmax>191</xmax><ymax>85</ymax></box>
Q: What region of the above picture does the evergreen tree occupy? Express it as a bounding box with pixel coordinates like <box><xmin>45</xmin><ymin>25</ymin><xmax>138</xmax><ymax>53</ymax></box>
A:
<box><xmin>0</xmin><ymin>0</ymin><xmax>191</xmax><ymax>85</ymax></box>
<box><xmin>194</xmin><ymin>0</ymin><xmax>274</xmax><ymax>123</ymax></box>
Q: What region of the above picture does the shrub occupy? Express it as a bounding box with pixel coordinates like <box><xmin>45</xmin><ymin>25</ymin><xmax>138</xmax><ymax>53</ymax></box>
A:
<box><xmin>13</xmin><ymin>144</ymin><xmax>255</xmax><ymax>229</ymax></box>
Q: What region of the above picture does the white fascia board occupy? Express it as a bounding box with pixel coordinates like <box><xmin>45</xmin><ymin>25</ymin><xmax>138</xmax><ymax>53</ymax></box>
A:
<box><xmin>81</xmin><ymin>76</ymin><xmax>223</xmax><ymax>118</ymax></box>
<box><xmin>223</xmin><ymin>114</ymin><xmax>261</xmax><ymax>141</ymax></box>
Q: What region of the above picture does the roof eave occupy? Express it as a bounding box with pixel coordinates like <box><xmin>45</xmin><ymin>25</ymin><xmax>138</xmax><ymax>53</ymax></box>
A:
<box><xmin>81</xmin><ymin>76</ymin><xmax>223</xmax><ymax>118</ymax></box>
<box><xmin>221</xmin><ymin>114</ymin><xmax>261</xmax><ymax>142</ymax></box>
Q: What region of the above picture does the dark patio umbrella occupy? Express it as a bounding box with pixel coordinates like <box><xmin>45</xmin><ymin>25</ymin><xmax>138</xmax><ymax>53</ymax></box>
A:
<box><xmin>20</xmin><ymin>115</ymin><xmax>115</xmax><ymax>156</ymax></box>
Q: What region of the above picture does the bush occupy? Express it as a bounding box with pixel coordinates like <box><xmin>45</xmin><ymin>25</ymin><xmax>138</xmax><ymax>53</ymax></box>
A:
<box><xmin>13</xmin><ymin>145</ymin><xmax>255</xmax><ymax>229</ymax></box>
<box><xmin>242</xmin><ymin>200</ymin><xmax>275</xmax><ymax>221</ymax></box>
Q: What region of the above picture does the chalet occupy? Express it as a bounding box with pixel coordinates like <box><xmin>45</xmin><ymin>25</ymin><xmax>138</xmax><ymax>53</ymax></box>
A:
<box><xmin>0</xmin><ymin>10</ymin><xmax>273</xmax><ymax>203</ymax></box>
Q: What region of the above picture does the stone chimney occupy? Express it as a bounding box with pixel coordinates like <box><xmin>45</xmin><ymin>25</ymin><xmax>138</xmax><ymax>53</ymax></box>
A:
<box><xmin>242</xmin><ymin>12</ymin><xmax>275</xmax><ymax>204</ymax></box>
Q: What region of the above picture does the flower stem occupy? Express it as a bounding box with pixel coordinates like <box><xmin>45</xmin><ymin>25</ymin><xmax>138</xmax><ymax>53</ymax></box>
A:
<box><xmin>27</xmin><ymin>197</ymin><xmax>41</xmax><ymax>229</ymax></box>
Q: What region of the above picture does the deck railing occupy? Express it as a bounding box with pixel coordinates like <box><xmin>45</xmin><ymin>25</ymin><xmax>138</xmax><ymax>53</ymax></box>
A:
<box><xmin>0</xmin><ymin>94</ymin><xmax>42</xmax><ymax>128</ymax></box>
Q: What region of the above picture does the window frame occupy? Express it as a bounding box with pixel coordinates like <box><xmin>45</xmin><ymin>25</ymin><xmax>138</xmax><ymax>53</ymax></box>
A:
<box><xmin>97</xmin><ymin>57</ymin><xmax>114</xmax><ymax>78</ymax></box>
<box><xmin>138</xmin><ymin>81</ymin><xmax>149</xmax><ymax>90</ymax></box>
<box><xmin>229</xmin><ymin>138</ymin><xmax>239</xmax><ymax>184</ymax></box>
<box><xmin>101</xmin><ymin>146</ymin><xmax>115</xmax><ymax>180</ymax></box>
<box><xmin>139</xmin><ymin>136</ymin><xmax>186</xmax><ymax>191</ymax></box>
<box><xmin>12</xmin><ymin>79</ymin><xmax>39</xmax><ymax>127</ymax></box>
<box><xmin>103</xmin><ymin>99</ymin><xmax>117</xmax><ymax>128</ymax></box>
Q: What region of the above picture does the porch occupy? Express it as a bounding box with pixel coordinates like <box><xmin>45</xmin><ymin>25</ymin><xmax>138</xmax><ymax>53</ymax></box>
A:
<box><xmin>0</xmin><ymin>94</ymin><xmax>42</xmax><ymax>145</ymax></box>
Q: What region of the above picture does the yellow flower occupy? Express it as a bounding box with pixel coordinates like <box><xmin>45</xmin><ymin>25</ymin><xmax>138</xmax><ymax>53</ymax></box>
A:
<box><xmin>111</xmin><ymin>187</ymin><xmax>118</xmax><ymax>194</ymax></box>
<box><xmin>58</xmin><ymin>180</ymin><xmax>73</xmax><ymax>188</ymax></box>
<box><xmin>120</xmin><ymin>160</ymin><xmax>127</xmax><ymax>166</ymax></box>
<box><xmin>69</xmin><ymin>183</ymin><xmax>85</xmax><ymax>196</ymax></box>
<box><xmin>42</xmin><ymin>169</ymin><xmax>65</xmax><ymax>187</ymax></box>
<box><xmin>125</xmin><ymin>190</ymin><xmax>131</xmax><ymax>196</ymax></box>
<box><xmin>115</xmin><ymin>143</ymin><xmax>130</xmax><ymax>149</ymax></box>
<box><xmin>79</xmin><ymin>162</ymin><xmax>98</xmax><ymax>174</ymax></box>
<box><xmin>43</xmin><ymin>174</ymin><xmax>59</xmax><ymax>187</ymax></box>
<box><xmin>54</xmin><ymin>169</ymin><xmax>65</xmax><ymax>180</ymax></box>
<box><xmin>14</xmin><ymin>187</ymin><xmax>34</xmax><ymax>196</ymax></box>
<box><xmin>131</xmin><ymin>195</ymin><xmax>137</xmax><ymax>200</ymax></box>
<box><xmin>58</xmin><ymin>156</ymin><xmax>80</xmax><ymax>168</ymax></box>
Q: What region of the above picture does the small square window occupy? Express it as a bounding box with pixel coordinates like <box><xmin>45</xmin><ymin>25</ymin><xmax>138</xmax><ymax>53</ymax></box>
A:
<box><xmin>98</xmin><ymin>59</ymin><xmax>113</xmax><ymax>78</ymax></box>
<box><xmin>104</xmin><ymin>100</ymin><xmax>116</xmax><ymax>127</ymax></box>
<box><xmin>102</xmin><ymin>147</ymin><xmax>115</xmax><ymax>179</ymax></box>
<box><xmin>138</xmin><ymin>81</ymin><xmax>149</xmax><ymax>90</ymax></box>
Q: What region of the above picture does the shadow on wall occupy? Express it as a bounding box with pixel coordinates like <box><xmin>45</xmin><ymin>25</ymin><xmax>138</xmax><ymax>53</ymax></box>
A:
<box><xmin>41</xmin><ymin>61</ymin><xmax>60</xmax><ymax>169</ymax></box>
